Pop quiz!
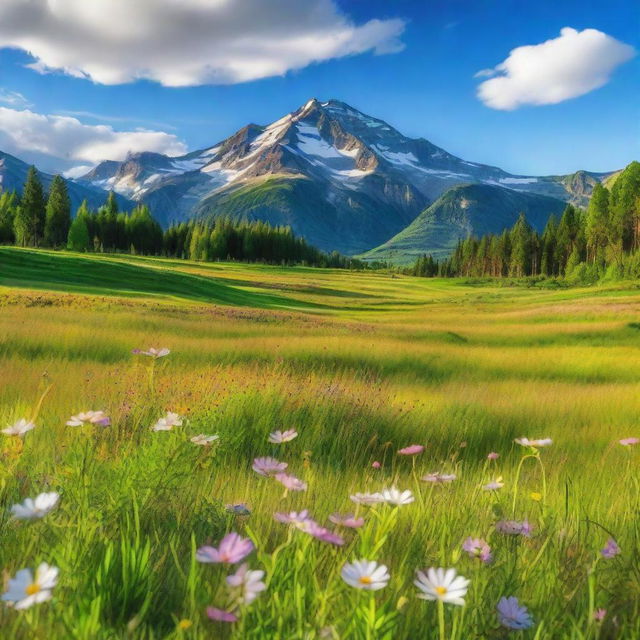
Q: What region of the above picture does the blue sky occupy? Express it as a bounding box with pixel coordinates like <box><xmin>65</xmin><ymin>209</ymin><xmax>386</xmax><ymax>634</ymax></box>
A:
<box><xmin>0</xmin><ymin>0</ymin><xmax>637</xmax><ymax>176</ymax></box>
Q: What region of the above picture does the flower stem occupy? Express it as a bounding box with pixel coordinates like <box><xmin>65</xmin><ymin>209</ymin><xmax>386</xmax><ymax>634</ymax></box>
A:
<box><xmin>437</xmin><ymin>599</ymin><xmax>446</xmax><ymax>640</ymax></box>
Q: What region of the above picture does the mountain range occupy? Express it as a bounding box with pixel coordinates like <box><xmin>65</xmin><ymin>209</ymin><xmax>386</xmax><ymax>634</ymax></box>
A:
<box><xmin>2</xmin><ymin>99</ymin><xmax>617</xmax><ymax>261</ymax></box>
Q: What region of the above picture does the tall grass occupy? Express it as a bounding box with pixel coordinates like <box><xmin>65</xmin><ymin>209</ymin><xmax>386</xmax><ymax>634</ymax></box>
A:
<box><xmin>0</xmin><ymin>250</ymin><xmax>639</xmax><ymax>638</ymax></box>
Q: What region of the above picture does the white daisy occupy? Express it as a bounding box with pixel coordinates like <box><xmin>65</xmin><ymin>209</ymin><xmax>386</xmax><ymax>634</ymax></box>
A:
<box><xmin>1</xmin><ymin>563</ymin><xmax>59</xmax><ymax>609</ymax></box>
<box><xmin>11</xmin><ymin>492</ymin><xmax>60</xmax><ymax>520</ymax></box>
<box><xmin>514</xmin><ymin>437</ymin><xmax>552</xmax><ymax>448</ymax></box>
<box><xmin>133</xmin><ymin>347</ymin><xmax>170</xmax><ymax>358</ymax></box>
<box><xmin>2</xmin><ymin>418</ymin><xmax>36</xmax><ymax>437</ymax></box>
<box><xmin>190</xmin><ymin>434</ymin><xmax>219</xmax><ymax>446</ymax></box>
<box><xmin>379</xmin><ymin>487</ymin><xmax>414</xmax><ymax>506</ymax></box>
<box><xmin>422</xmin><ymin>473</ymin><xmax>457</xmax><ymax>484</ymax></box>
<box><xmin>350</xmin><ymin>492</ymin><xmax>385</xmax><ymax>505</ymax></box>
<box><xmin>341</xmin><ymin>559</ymin><xmax>390</xmax><ymax>591</ymax></box>
<box><xmin>226</xmin><ymin>563</ymin><xmax>266</xmax><ymax>605</ymax></box>
<box><xmin>414</xmin><ymin>567</ymin><xmax>470</xmax><ymax>606</ymax></box>
<box><xmin>268</xmin><ymin>429</ymin><xmax>298</xmax><ymax>444</ymax></box>
<box><xmin>151</xmin><ymin>412</ymin><xmax>183</xmax><ymax>431</ymax></box>
<box><xmin>482</xmin><ymin>477</ymin><xmax>504</xmax><ymax>491</ymax></box>
<box><xmin>66</xmin><ymin>410</ymin><xmax>110</xmax><ymax>427</ymax></box>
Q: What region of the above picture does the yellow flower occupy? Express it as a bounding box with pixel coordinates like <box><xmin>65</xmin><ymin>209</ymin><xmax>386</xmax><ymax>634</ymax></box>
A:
<box><xmin>530</xmin><ymin>492</ymin><xmax>542</xmax><ymax>502</ymax></box>
<box><xmin>177</xmin><ymin>619</ymin><xmax>192</xmax><ymax>630</ymax></box>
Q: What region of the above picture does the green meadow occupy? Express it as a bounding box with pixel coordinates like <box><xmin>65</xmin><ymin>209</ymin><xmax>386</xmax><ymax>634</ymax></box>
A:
<box><xmin>0</xmin><ymin>246</ymin><xmax>639</xmax><ymax>639</ymax></box>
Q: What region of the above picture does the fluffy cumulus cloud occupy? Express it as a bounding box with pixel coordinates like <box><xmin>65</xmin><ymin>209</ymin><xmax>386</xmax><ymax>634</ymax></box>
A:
<box><xmin>0</xmin><ymin>0</ymin><xmax>406</xmax><ymax>87</ymax></box>
<box><xmin>476</xmin><ymin>27</ymin><xmax>635</xmax><ymax>110</ymax></box>
<box><xmin>0</xmin><ymin>107</ymin><xmax>187</xmax><ymax>167</ymax></box>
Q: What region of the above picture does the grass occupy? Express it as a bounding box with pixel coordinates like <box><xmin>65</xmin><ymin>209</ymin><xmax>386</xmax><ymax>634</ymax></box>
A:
<box><xmin>0</xmin><ymin>246</ymin><xmax>639</xmax><ymax>639</ymax></box>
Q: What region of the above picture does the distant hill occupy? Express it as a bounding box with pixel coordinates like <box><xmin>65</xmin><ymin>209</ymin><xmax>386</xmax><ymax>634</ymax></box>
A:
<box><xmin>361</xmin><ymin>184</ymin><xmax>567</xmax><ymax>264</ymax></box>
<box><xmin>0</xmin><ymin>150</ymin><xmax>131</xmax><ymax>212</ymax></box>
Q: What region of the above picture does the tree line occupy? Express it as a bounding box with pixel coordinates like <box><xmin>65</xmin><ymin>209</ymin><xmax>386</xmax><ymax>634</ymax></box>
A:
<box><xmin>0</xmin><ymin>166</ymin><xmax>372</xmax><ymax>269</ymax></box>
<box><xmin>409</xmin><ymin>161</ymin><xmax>640</xmax><ymax>282</ymax></box>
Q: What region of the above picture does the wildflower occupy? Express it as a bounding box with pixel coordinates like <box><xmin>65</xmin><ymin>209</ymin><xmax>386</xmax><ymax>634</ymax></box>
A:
<box><xmin>66</xmin><ymin>410</ymin><xmax>110</xmax><ymax>427</ymax></box>
<box><xmin>421</xmin><ymin>472</ymin><xmax>456</xmax><ymax>484</ymax></box>
<box><xmin>274</xmin><ymin>510</ymin><xmax>313</xmax><ymax>528</ymax></box>
<box><xmin>151</xmin><ymin>412</ymin><xmax>183</xmax><ymax>431</ymax></box>
<box><xmin>274</xmin><ymin>472</ymin><xmax>307</xmax><ymax>491</ymax></box>
<box><xmin>268</xmin><ymin>429</ymin><xmax>298</xmax><ymax>444</ymax></box>
<box><xmin>619</xmin><ymin>437</ymin><xmax>639</xmax><ymax>446</ymax></box>
<box><xmin>350</xmin><ymin>492</ymin><xmax>385</xmax><ymax>505</ymax></box>
<box><xmin>379</xmin><ymin>487</ymin><xmax>414</xmax><ymax>506</ymax></box>
<box><xmin>514</xmin><ymin>437</ymin><xmax>552</xmax><ymax>448</ymax></box>
<box><xmin>190</xmin><ymin>434</ymin><xmax>219</xmax><ymax>446</ymax></box>
<box><xmin>530</xmin><ymin>492</ymin><xmax>542</xmax><ymax>502</ymax></box>
<box><xmin>601</xmin><ymin>538</ymin><xmax>620</xmax><ymax>559</ymax></box>
<box><xmin>341</xmin><ymin>560</ymin><xmax>390</xmax><ymax>590</ymax></box>
<box><xmin>132</xmin><ymin>347</ymin><xmax>170</xmax><ymax>358</ymax></box>
<box><xmin>11</xmin><ymin>492</ymin><xmax>60</xmax><ymax>521</ymax></box>
<box><xmin>226</xmin><ymin>503</ymin><xmax>251</xmax><ymax>516</ymax></box>
<box><xmin>177</xmin><ymin>619</ymin><xmax>192</xmax><ymax>630</ymax></box>
<box><xmin>226</xmin><ymin>563</ymin><xmax>266</xmax><ymax>605</ymax></box>
<box><xmin>483</xmin><ymin>477</ymin><xmax>504</xmax><ymax>491</ymax></box>
<box><xmin>2</xmin><ymin>418</ymin><xmax>36</xmax><ymax>437</ymax></box>
<box><xmin>487</xmin><ymin>452</ymin><xmax>500</xmax><ymax>460</ymax></box>
<box><xmin>497</xmin><ymin>596</ymin><xmax>534</xmax><ymax>630</ymax></box>
<box><xmin>302</xmin><ymin>521</ymin><xmax>345</xmax><ymax>546</ymax></box>
<box><xmin>398</xmin><ymin>444</ymin><xmax>424</xmax><ymax>455</ymax></box>
<box><xmin>1</xmin><ymin>563</ymin><xmax>58</xmax><ymax>609</ymax></box>
<box><xmin>206</xmin><ymin>607</ymin><xmax>238</xmax><ymax>622</ymax></box>
<box><xmin>496</xmin><ymin>520</ymin><xmax>533</xmax><ymax>537</ymax></box>
<box><xmin>196</xmin><ymin>532</ymin><xmax>254</xmax><ymax>564</ymax></box>
<box><xmin>252</xmin><ymin>456</ymin><xmax>287</xmax><ymax>477</ymax></box>
<box><xmin>414</xmin><ymin>568</ymin><xmax>470</xmax><ymax>606</ymax></box>
<box><xmin>462</xmin><ymin>537</ymin><xmax>492</xmax><ymax>563</ymax></box>
<box><xmin>593</xmin><ymin>608</ymin><xmax>606</xmax><ymax>622</ymax></box>
<box><xmin>329</xmin><ymin>513</ymin><xmax>365</xmax><ymax>528</ymax></box>
<box><xmin>371</xmin><ymin>461</ymin><xmax>381</xmax><ymax>469</ymax></box>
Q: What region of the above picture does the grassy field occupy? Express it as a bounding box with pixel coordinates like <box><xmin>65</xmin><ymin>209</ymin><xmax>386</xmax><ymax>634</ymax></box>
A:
<box><xmin>0</xmin><ymin>246</ymin><xmax>639</xmax><ymax>639</ymax></box>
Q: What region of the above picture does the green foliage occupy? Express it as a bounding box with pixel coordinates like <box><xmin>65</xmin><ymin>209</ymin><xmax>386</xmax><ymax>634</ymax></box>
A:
<box><xmin>14</xmin><ymin>166</ymin><xmax>46</xmax><ymax>247</ymax></box>
<box><xmin>44</xmin><ymin>175</ymin><xmax>72</xmax><ymax>248</ymax></box>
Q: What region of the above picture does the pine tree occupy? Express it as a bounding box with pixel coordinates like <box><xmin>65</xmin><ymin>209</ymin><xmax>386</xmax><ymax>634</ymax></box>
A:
<box><xmin>44</xmin><ymin>175</ymin><xmax>71</xmax><ymax>247</ymax></box>
<box><xmin>14</xmin><ymin>166</ymin><xmax>46</xmax><ymax>246</ymax></box>
<box><xmin>509</xmin><ymin>213</ymin><xmax>532</xmax><ymax>277</ymax></box>
<box><xmin>585</xmin><ymin>184</ymin><xmax>609</xmax><ymax>264</ymax></box>
<box><xmin>67</xmin><ymin>212</ymin><xmax>90</xmax><ymax>252</ymax></box>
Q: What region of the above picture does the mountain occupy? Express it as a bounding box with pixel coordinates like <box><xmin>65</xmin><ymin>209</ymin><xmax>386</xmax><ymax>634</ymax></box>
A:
<box><xmin>0</xmin><ymin>150</ymin><xmax>131</xmax><ymax>212</ymax></box>
<box><xmin>76</xmin><ymin>98</ymin><xmax>615</xmax><ymax>255</ymax></box>
<box><xmin>362</xmin><ymin>184</ymin><xmax>568</xmax><ymax>264</ymax></box>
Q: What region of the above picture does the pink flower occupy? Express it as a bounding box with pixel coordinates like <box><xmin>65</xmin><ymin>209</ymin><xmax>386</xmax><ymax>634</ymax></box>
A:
<box><xmin>487</xmin><ymin>452</ymin><xmax>500</xmax><ymax>460</ymax></box>
<box><xmin>496</xmin><ymin>520</ymin><xmax>533</xmax><ymax>537</ymax></box>
<box><xmin>619</xmin><ymin>437</ymin><xmax>639</xmax><ymax>446</ymax></box>
<box><xmin>601</xmin><ymin>538</ymin><xmax>620</xmax><ymax>559</ymax></box>
<box><xmin>593</xmin><ymin>608</ymin><xmax>606</xmax><ymax>622</ymax></box>
<box><xmin>66</xmin><ymin>411</ymin><xmax>110</xmax><ymax>427</ymax></box>
<box><xmin>226</xmin><ymin>563</ymin><xmax>266</xmax><ymax>605</ymax></box>
<box><xmin>371</xmin><ymin>461</ymin><xmax>381</xmax><ymax>469</ymax></box>
<box><xmin>206</xmin><ymin>607</ymin><xmax>238</xmax><ymax>623</ymax></box>
<box><xmin>398</xmin><ymin>444</ymin><xmax>424</xmax><ymax>456</ymax></box>
<box><xmin>274</xmin><ymin>510</ymin><xmax>313</xmax><ymax>528</ymax></box>
<box><xmin>196</xmin><ymin>532</ymin><xmax>254</xmax><ymax>564</ymax></box>
<box><xmin>274</xmin><ymin>472</ymin><xmax>307</xmax><ymax>492</ymax></box>
<box><xmin>268</xmin><ymin>429</ymin><xmax>298</xmax><ymax>443</ymax></box>
<box><xmin>302</xmin><ymin>521</ymin><xmax>345</xmax><ymax>546</ymax></box>
<box><xmin>350</xmin><ymin>491</ymin><xmax>384</xmax><ymax>505</ymax></box>
<box><xmin>329</xmin><ymin>513</ymin><xmax>365</xmax><ymax>528</ymax></box>
<box><xmin>462</xmin><ymin>537</ymin><xmax>492</xmax><ymax>563</ymax></box>
<box><xmin>252</xmin><ymin>457</ymin><xmax>287</xmax><ymax>477</ymax></box>
<box><xmin>421</xmin><ymin>472</ymin><xmax>456</xmax><ymax>484</ymax></box>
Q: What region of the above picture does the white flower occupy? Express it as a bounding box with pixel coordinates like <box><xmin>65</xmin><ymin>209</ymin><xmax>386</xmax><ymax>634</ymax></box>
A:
<box><xmin>268</xmin><ymin>429</ymin><xmax>298</xmax><ymax>444</ymax></box>
<box><xmin>483</xmin><ymin>477</ymin><xmax>504</xmax><ymax>491</ymax></box>
<box><xmin>341</xmin><ymin>559</ymin><xmax>390</xmax><ymax>590</ymax></box>
<box><xmin>133</xmin><ymin>347</ymin><xmax>170</xmax><ymax>358</ymax></box>
<box><xmin>66</xmin><ymin>410</ymin><xmax>110</xmax><ymax>427</ymax></box>
<box><xmin>1</xmin><ymin>563</ymin><xmax>59</xmax><ymax>609</ymax></box>
<box><xmin>350</xmin><ymin>492</ymin><xmax>385</xmax><ymax>505</ymax></box>
<box><xmin>379</xmin><ymin>487</ymin><xmax>414</xmax><ymax>506</ymax></box>
<box><xmin>422</xmin><ymin>473</ymin><xmax>457</xmax><ymax>484</ymax></box>
<box><xmin>226</xmin><ymin>563</ymin><xmax>266</xmax><ymax>605</ymax></box>
<box><xmin>414</xmin><ymin>567</ymin><xmax>470</xmax><ymax>606</ymax></box>
<box><xmin>514</xmin><ymin>437</ymin><xmax>552</xmax><ymax>448</ymax></box>
<box><xmin>11</xmin><ymin>493</ymin><xmax>60</xmax><ymax>521</ymax></box>
<box><xmin>2</xmin><ymin>418</ymin><xmax>36</xmax><ymax>437</ymax></box>
<box><xmin>190</xmin><ymin>434</ymin><xmax>219</xmax><ymax>446</ymax></box>
<box><xmin>151</xmin><ymin>412</ymin><xmax>183</xmax><ymax>431</ymax></box>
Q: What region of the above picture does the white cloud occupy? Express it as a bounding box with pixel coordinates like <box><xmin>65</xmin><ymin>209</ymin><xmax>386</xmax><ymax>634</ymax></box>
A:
<box><xmin>0</xmin><ymin>89</ymin><xmax>32</xmax><ymax>108</ymax></box>
<box><xmin>0</xmin><ymin>0</ymin><xmax>406</xmax><ymax>87</ymax></box>
<box><xmin>476</xmin><ymin>27</ymin><xmax>636</xmax><ymax>110</ymax></box>
<box><xmin>0</xmin><ymin>107</ymin><xmax>187</xmax><ymax>167</ymax></box>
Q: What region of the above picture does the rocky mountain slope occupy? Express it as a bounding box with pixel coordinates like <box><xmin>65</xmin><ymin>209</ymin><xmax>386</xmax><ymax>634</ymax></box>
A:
<box><xmin>0</xmin><ymin>150</ymin><xmax>130</xmax><ymax>212</ymax></box>
<box><xmin>362</xmin><ymin>184</ymin><xmax>568</xmax><ymax>263</ymax></box>
<box><xmin>75</xmin><ymin>98</ymin><xmax>614</xmax><ymax>255</ymax></box>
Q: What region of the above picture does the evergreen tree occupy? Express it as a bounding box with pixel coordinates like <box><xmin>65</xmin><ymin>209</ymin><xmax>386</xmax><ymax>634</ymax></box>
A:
<box><xmin>67</xmin><ymin>212</ymin><xmax>90</xmax><ymax>252</ymax></box>
<box><xmin>0</xmin><ymin>190</ymin><xmax>18</xmax><ymax>244</ymax></box>
<box><xmin>44</xmin><ymin>175</ymin><xmax>71</xmax><ymax>247</ymax></box>
<box><xmin>509</xmin><ymin>213</ymin><xmax>532</xmax><ymax>277</ymax></box>
<box><xmin>14</xmin><ymin>166</ymin><xmax>46</xmax><ymax>246</ymax></box>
